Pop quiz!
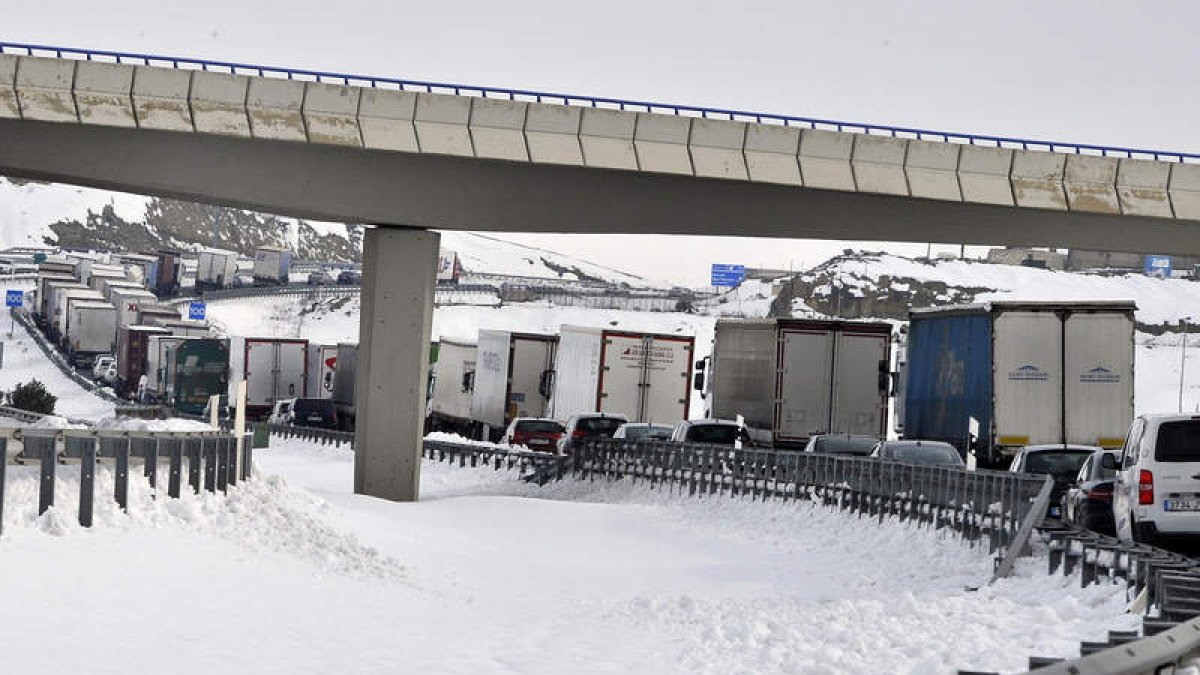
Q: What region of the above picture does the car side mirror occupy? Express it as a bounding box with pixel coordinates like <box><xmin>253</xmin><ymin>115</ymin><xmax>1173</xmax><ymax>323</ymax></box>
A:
<box><xmin>1102</xmin><ymin>454</ymin><xmax>1119</xmax><ymax>470</ymax></box>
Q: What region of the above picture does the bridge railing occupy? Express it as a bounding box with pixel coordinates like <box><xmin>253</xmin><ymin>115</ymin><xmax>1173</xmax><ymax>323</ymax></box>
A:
<box><xmin>2</xmin><ymin>39</ymin><xmax>1197</xmax><ymax>163</ymax></box>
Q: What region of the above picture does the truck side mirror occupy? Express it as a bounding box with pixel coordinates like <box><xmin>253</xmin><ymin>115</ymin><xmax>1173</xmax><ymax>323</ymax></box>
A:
<box><xmin>538</xmin><ymin>370</ymin><xmax>555</xmax><ymax>398</ymax></box>
<box><xmin>877</xmin><ymin>372</ymin><xmax>890</xmax><ymax>395</ymax></box>
<box><xmin>878</xmin><ymin>359</ymin><xmax>889</xmax><ymax>373</ymax></box>
<box><xmin>461</xmin><ymin>371</ymin><xmax>475</xmax><ymax>393</ymax></box>
<box><xmin>693</xmin><ymin>372</ymin><xmax>705</xmax><ymax>392</ymax></box>
<box><xmin>695</xmin><ymin>359</ymin><xmax>706</xmax><ymax>372</ymax></box>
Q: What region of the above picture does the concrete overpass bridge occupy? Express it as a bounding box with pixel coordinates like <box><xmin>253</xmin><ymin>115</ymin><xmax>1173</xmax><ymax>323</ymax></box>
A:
<box><xmin>1</xmin><ymin>41</ymin><xmax>1198</xmax><ymax>502</ymax></box>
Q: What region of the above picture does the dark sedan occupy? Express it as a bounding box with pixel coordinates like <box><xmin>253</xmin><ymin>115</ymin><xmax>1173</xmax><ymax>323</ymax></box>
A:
<box><xmin>1009</xmin><ymin>444</ymin><xmax>1099</xmax><ymax>520</ymax></box>
<box><xmin>1064</xmin><ymin>449</ymin><xmax>1120</xmax><ymax>534</ymax></box>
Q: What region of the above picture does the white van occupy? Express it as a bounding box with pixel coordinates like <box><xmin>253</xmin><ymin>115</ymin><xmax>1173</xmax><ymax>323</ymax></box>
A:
<box><xmin>1114</xmin><ymin>413</ymin><xmax>1200</xmax><ymax>545</ymax></box>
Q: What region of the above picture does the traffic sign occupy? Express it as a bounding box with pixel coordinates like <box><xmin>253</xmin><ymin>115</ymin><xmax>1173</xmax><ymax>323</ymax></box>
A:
<box><xmin>188</xmin><ymin>301</ymin><xmax>206</xmax><ymax>321</ymax></box>
<box><xmin>5</xmin><ymin>290</ymin><xmax>23</xmax><ymax>308</ymax></box>
<box><xmin>710</xmin><ymin>264</ymin><xmax>746</xmax><ymax>287</ymax></box>
<box><xmin>1145</xmin><ymin>255</ymin><xmax>1172</xmax><ymax>278</ymax></box>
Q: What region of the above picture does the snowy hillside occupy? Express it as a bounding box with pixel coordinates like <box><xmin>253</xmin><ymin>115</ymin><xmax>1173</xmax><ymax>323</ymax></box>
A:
<box><xmin>798</xmin><ymin>252</ymin><xmax>1200</xmax><ymax>327</ymax></box>
<box><xmin>0</xmin><ymin>179</ymin><xmax>148</xmax><ymax>249</ymax></box>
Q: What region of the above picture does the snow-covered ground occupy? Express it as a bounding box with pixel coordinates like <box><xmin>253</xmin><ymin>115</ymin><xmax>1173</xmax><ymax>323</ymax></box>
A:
<box><xmin>0</xmin><ymin>436</ymin><xmax>1137</xmax><ymax>674</ymax></box>
<box><xmin>0</xmin><ymin>322</ymin><xmax>115</xmax><ymax>421</ymax></box>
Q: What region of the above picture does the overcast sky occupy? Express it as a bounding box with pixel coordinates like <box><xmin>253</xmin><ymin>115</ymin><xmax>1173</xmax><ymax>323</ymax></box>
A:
<box><xmin>8</xmin><ymin>2</ymin><xmax>1200</xmax><ymax>285</ymax></box>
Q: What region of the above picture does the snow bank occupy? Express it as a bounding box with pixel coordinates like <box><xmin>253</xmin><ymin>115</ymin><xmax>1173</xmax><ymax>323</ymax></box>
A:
<box><xmin>93</xmin><ymin>416</ymin><xmax>216</xmax><ymax>432</ymax></box>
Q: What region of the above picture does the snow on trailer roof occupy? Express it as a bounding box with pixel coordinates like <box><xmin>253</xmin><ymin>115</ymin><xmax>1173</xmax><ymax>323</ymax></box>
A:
<box><xmin>910</xmin><ymin>300</ymin><xmax>1138</xmax><ymax>318</ymax></box>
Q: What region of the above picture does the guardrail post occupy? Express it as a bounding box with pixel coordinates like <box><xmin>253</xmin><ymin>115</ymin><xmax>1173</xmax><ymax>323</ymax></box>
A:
<box><xmin>242</xmin><ymin>433</ymin><xmax>253</xmax><ymax>480</ymax></box>
<box><xmin>166</xmin><ymin>438</ymin><xmax>182</xmax><ymax>499</ymax></box>
<box><xmin>216</xmin><ymin>438</ymin><xmax>228</xmax><ymax>493</ymax></box>
<box><xmin>114</xmin><ymin>437</ymin><xmax>130</xmax><ymax>510</ymax></box>
<box><xmin>78</xmin><ymin>437</ymin><xmax>96</xmax><ymax>527</ymax></box>
<box><xmin>0</xmin><ymin>438</ymin><xmax>7</xmax><ymax>536</ymax></box>
<box><xmin>204</xmin><ymin>437</ymin><xmax>217</xmax><ymax>493</ymax></box>
<box><xmin>187</xmin><ymin>438</ymin><xmax>201</xmax><ymax>494</ymax></box>
<box><xmin>37</xmin><ymin>437</ymin><xmax>55</xmax><ymax>515</ymax></box>
<box><xmin>226</xmin><ymin>437</ymin><xmax>238</xmax><ymax>487</ymax></box>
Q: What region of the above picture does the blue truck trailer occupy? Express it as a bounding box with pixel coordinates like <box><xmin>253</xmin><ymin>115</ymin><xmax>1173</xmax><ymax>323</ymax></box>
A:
<box><xmin>903</xmin><ymin>301</ymin><xmax>1135</xmax><ymax>468</ymax></box>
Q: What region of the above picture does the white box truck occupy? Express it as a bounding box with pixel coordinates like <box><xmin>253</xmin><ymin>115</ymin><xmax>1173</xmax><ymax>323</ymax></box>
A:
<box><xmin>196</xmin><ymin>249</ymin><xmax>239</xmax><ymax>291</ymax></box>
<box><xmin>550</xmin><ymin>326</ymin><xmax>694</xmax><ymax>425</ymax></box>
<box><xmin>252</xmin><ymin>246</ymin><xmax>292</xmax><ymax>286</ymax></box>
<box><xmin>38</xmin><ymin>277</ymin><xmax>83</xmax><ymax>323</ymax></box>
<box><xmin>146</xmin><ymin>335</ymin><xmax>195</xmax><ymax>403</ymax></box>
<box><xmin>110</xmin><ymin>288</ymin><xmax>159</xmax><ymax>330</ymax></box>
<box><xmin>426</xmin><ymin>339</ymin><xmax>477</xmax><ymax>434</ymax></box>
<box><xmin>229</xmin><ymin>337</ymin><xmax>309</xmax><ymax>418</ymax></box>
<box><xmin>903</xmin><ymin>301</ymin><xmax>1136</xmax><ymax>467</ymax></box>
<box><xmin>56</xmin><ymin>289</ymin><xmax>105</xmax><ymax>345</ymax></box>
<box><xmin>306</xmin><ymin>343</ymin><xmax>339</xmax><ymax>399</ymax></box>
<box><xmin>437</xmin><ymin>250</ymin><xmax>462</xmax><ymax>283</ymax></box>
<box><xmin>470</xmin><ymin>330</ymin><xmax>557</xmax><ymax>441</ymax></box>
<box><xmin>66</xmin><ymin>301</ymin><xmax>117</xmax><ymax>366</ymax></box>
<box><xmin>702</xmin><ymin>318</ymin><xmax>893</xmax><ymax>447</ymax></box>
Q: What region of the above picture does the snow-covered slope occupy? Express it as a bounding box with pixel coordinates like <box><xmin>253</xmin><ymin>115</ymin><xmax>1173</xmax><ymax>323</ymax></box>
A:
<box><xmin>0</xmin><ymin>179</ymin><xmax>149</xmax><ymax>249</ymax></box>
<box><xmin>806</xmin><ymin>252</ymin><xmax>1200</xmax><ymax>326</ymax></box>
<box><xmin>438</xmin><ymin>230</ymin><xmax>655</xmax><ymax>285</ymax></box>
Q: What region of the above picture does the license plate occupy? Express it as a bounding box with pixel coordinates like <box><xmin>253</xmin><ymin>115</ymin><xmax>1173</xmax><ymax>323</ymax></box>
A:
<box><xmin>529</xmin><ymin>439</ymin><xmax>549</xmax><ymax>445</ymax></box>
<box><xmin>1165</xmin><ymin>499</ymin><xmax>1200</xmax><ymax>512</ymax></box>
<box><xmin>307</xmin><ymin>415</ymin><xmax>321</xmax><ymax>421</ymax></box>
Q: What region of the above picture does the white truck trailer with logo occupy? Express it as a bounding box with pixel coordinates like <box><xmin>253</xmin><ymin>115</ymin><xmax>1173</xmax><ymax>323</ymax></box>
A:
<box><xmin>426</xmin><ymin>339</ymin><xmax>477</xmax><ymax>434</ymax></box>
<box><xmin>549</xmin><ymin>326</ymin><xmax>694</xmax><ymax>425</ymax></box>
<box><xmin>196</xmin><ymin>249</ymin><xmax>239</xmax><ymax>291</ymax></box>
<box><xmin>903</xmin><ymin>301</ymin><xmax>1136</xmax><ymax>468</ymax></box>
<box><xmin>66</xmin><ymin>301</ymin><xmax>118</xmax><ymax>366</ymax></box>
<box><xmin>306</xmin><ymin>343</ymin><xmax>339</xmax><ymax>399</ymax></box>
<box><xmin>470</xmin><ymin>330</ymin><xmax>557</xmax><ymax>441</ymax></box>
<box><xmin>110</xmin><ymin>288</ymin><xmax>159</xmax><ymax>330</ymax></box>
<box><xmin>252</xmin><ymin>246</ymin><xmax>292</xmax><ymax>286</ymax></box>
<box><xmin>701</xmin><ymin>318</ymin><xmax>893</xmax><ymax>448</ymax></box>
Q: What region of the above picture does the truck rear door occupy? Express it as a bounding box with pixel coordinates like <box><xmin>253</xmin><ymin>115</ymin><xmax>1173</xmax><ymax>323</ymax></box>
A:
<box><xmin>831</xmin><ymin>329</ymin><xmax>888</xmax><ymax>436</ymax></box>
<box><xmin>598</xmin><ymin>333</ymin><xmax>645</xmax><ymax>421</ymax></box>
<box><xmin>993</xmin><ymin>310</ymin><xmax>1063</xmax><ymax>448</ymax></box>
<box><xmin>777</xmin><ymin>328</ymin><xmax>834</xmax><ymax>441</ymax></box>
<box><xmin>277</xmin><ymin>341</ymin><xmax>307</xmax><ymax>400</ymax></box>
<box><xmin>509</xmin><ymin>337</ymin><xmax>554</xmax><ymax>420</ymax></box>
<box><xmin>641</xmin><ymin>337</ymin><xmax>693</xmax><ymax>425</ymax></box>
<box><xmin>1063</xmin><ymin>311</ymin><xmax>1134</xmax><ymax>449</ymax></box>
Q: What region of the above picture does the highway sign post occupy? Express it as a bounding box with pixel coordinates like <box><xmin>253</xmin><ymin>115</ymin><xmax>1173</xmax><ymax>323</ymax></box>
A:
<box><xmin>5</xmin><ymin>289</ymin><xmax>22</xmax><ymax>337</ymax></box>
<box><xmin>710</xmin><ymin>264</ymin><xmax>746</xmax><ymax>288</ymax></box>
<box><xmin>188</xmin><ymin>301</ymin><xmax>206</xmax><ymax>321</ymax></box>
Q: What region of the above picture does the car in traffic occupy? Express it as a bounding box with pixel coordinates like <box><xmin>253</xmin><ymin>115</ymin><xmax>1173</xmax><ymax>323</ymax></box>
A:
<box><xmin>91</xmin><ymin>354</ymin><xmax>115</xmax><ymax>379</ymax></box>
<box><xmin>504</xmin><ymin>417</ymin><xmax>566</xmax><ymax>453</ymax></box>
<box><xmin>803</xmin><ymin>434</ymin><xmax>880</xmax><ymax>457</ymax></box>
<box><xmin>290</xmin><ymin>398</ymin><xmax>340</xmax><ymax>430</ymax></box>
<box><xmin>1064</xmin><ymin>448</ymin><xmax>1121</xmax><ymax>535</ymax></box>
<box><xmin>612</xmin><ymin>422</ymin><xmax>674</xmax><ymax>441</ymax></box>
<box><xmin>336</xmin><ymin>269</ymin><xmax>362</xmax><ymax>285</ymax></box>
<box><xmin>871</xmin><ymin>439</ymin><xmax>965</xmax><ymax>467</ymax></box>
<box><xmin>1115</xmin><ymin>414</ymin><xmax>1200</xmax><ymax>546</ymax></box>
<box><xmin>306</xmin><ymin>270</ymin><xmax>335</xmax><ymax>286</ymax></box>
<box><xmin>268</xmin><ymin>398</ymin><xmax>295</xmax><ymax>425</ymax></box>
<box><xmin>557</xmin><ymin>413</ymin><xmax>628</xmax><ymax>454</ymax></box>
<box><xmin>670</xmin><ymin>419</ymin><xmax>743</xmax><ymax>446</ymax></box>
<box><xmin>1009</xmin><ymin>444</ymin><xmax>1098</xmax><ymax>520</ymax></box>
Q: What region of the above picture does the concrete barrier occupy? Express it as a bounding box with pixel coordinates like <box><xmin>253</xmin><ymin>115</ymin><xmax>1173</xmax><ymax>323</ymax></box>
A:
<box><xmin>958</xmin><ymin>146</ymin><xmax>1014</xmax><ymax>206</ymax></box>
<box><xmin>72</xmin><ymin>61</ymin><xmax>135</xmax><ymax>128</ymax></box>
<box><xmin>15</xmin><ymin>56</ymin><xmax>77</xmax><ymax>123</ymax></box>
<box><xmin>798</xmin><ymin>128</ymin><xmax>855</xmax><ymax>190</ymax></box>
<box><xmin>131</xmin><ymin>66</ymin><xmax>193</xmax><ymax>132</ymax></box>
<box><xmin>1010</xmin><ymin>149</ymin><xmax>1067</xmax><ymax>210</ymax></box>
<box><xmin>415</xmin><ymin>93</ymin><xmax>473</xmax><ymax>157</ymax></box>
<box><xmin>189</xmin><ymin>71</ymin><xmax>251</xmax><ymax>137</ymax></box>
<box><xmin>524</xmin><ymin>103</ymin><xmax>583</xmax><ymax>165</ymax></box>
<box><xmin>357</xmin><ymin>88</ymin><xmax>418</xmax><ymax>152</ymax></box>
<box><xmin>1063</xmin><ymin>155</ymin><xmax>1119</xmax><ymax>214</ymax></box>
<box><xmin>246</xmin><ymin>77</ymin><xmax>306</xmax><ymax>142</ymax></box>
<box><xmin>743</xmin><ymin>124</ymin><xmax>802</xmax><ymax>185</ymax></box>
<box><xmin>1116</xmin><ymin>158</ymin><xmax>1173</xmax><ymax>218</ymax></box>
<box><xmin>634</xmin><ymin>114</ymin><xmax>692</xmax><ymax>175</ymax></box>
<box><xmin>468</xmin><ymin>98</ymin><xmax>528</xmax><ymax>162</ymax></box>
<box><xmin>0</xmin><ymin>55</ymin><xmax>18</xmax><ymax>119</ymax></box>
<box><xmin>689</xmin><ymin>118</ymin><xmax>748</xmax><ymax>180</ymax></box>
<box><xmin>1169</xmin><ymin>164</ymin><xmax>1200</xmax><ymax>220</ymax></box>
<box><xmin>302</xmin><ymin>82</ymin><xmax>362</xmax><ymax>147</ymax></box>
<box><xmin>851</xmin><ymin>135</ymin><xmax>908</xmax><ymax>196</ymax></box>
<box><xmin>904</xmin><ymin>140</ymin><xmax>961</xmax><ymax>201</ymax></box>
<box><xmin>579</xmin><ymin>108</ymin><xmax>638</xmax><ymax>170</ymax></box>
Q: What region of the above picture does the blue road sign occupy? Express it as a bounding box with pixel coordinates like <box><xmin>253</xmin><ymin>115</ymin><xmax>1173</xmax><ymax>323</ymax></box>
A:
<box><xmin>1145</xmin><ymin>255</ymin><xmax>1172</xmax><ymax>278</ymax></box>
<box><xmin>188</xmin><ymin>301</ymin><xmax>206</xmax><ymax>321</ymax></box>
<box><xmin>5</xmin><ymin>290</ymin><xmax>23</xmax><ymax>308</ymax></box>
<box><xmin>710</xmin><ymin>264</ymin><xmax>746</xmax><ymax>287</ymax></box>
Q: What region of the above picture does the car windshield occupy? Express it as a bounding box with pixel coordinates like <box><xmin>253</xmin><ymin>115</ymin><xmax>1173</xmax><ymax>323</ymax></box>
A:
<box><xmin>577</xmin><ymin>418</ymin><xmax>624</xmax><ymax>435</ymax></box>
<box><xmin>293</xmin><ymin>399</ymin><xmax>334</xmax><ymax>417</ymax></box>
<box><xmin>687</xmin><ymin>424</ymin><xmax>739</xmax><ymax>445</ymax></box>
<box><xmin>1023</xmin><ymin>451</ymin><xmax>1092</xmax><ymax>478</ymax></box>
<box><xmin>623</xmin><ymin>425</ymin><xmax>672</xmax><ymax>440</ymax></box>
<box><xmin>516</xmin><ymin>420</ymin><xmax>562</xmax><ymax>434</ymax></box>
<box><xmin>889</xmin><ymin>444</ymin><xmax>962</xmax><ymax>465</ymax></box>
<box><xmin>1155</xmin><ymin>421</ymin><xmax>1200</xmax><ymax>462</ymax></box>
<box><xmin>812</xmin><ymin>436</ymin><xmax>877</xmax><ymax>456</ymax></box>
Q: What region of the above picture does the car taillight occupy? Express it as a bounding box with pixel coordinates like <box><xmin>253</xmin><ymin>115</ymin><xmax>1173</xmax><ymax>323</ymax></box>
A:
<box><xmin>1086</xmin><ymin>484</ymin><xmax>1113</xmax><ymax>501</ymax></box>
<box><xmin>572</xmin><ymin>429</ymin><xmax>587</xmax><ymax>438</ymax></box>
<box><xmin>1138</xmin><ymin>470</ymin><xmax>1154</xmax><ymax>506</ymax></box>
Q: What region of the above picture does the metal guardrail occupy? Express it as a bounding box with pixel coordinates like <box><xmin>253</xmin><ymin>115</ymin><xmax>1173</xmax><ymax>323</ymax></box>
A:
<box><xmin>0</xmin><ymin>427</ymin><xmax>253</xmax><ymax>535</ymax></box>
<box><xmin>2</xmin><ymin>39</ymin><xmax>1197</xmax><ymax>163</ymax></box>
<box><xmin>265</xmin><ymin>423</ymin><xmax>355</xmax><ymax>449</ymax></box>
<box><xmin>0</xmin><ymin>405</ymin><xmax>47</xmax><ymax>424</ymax></box>
<box><xmin>14</xmin><ymin>310</ymin><xmax>123</xmax><ymax>404</ymax></box>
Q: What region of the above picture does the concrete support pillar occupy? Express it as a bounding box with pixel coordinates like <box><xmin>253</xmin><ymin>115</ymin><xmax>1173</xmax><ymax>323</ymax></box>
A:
<box><xmin>353</xmin><ymin>227</ymin><xmax>439</xmax><ymax>502</ymax></box>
